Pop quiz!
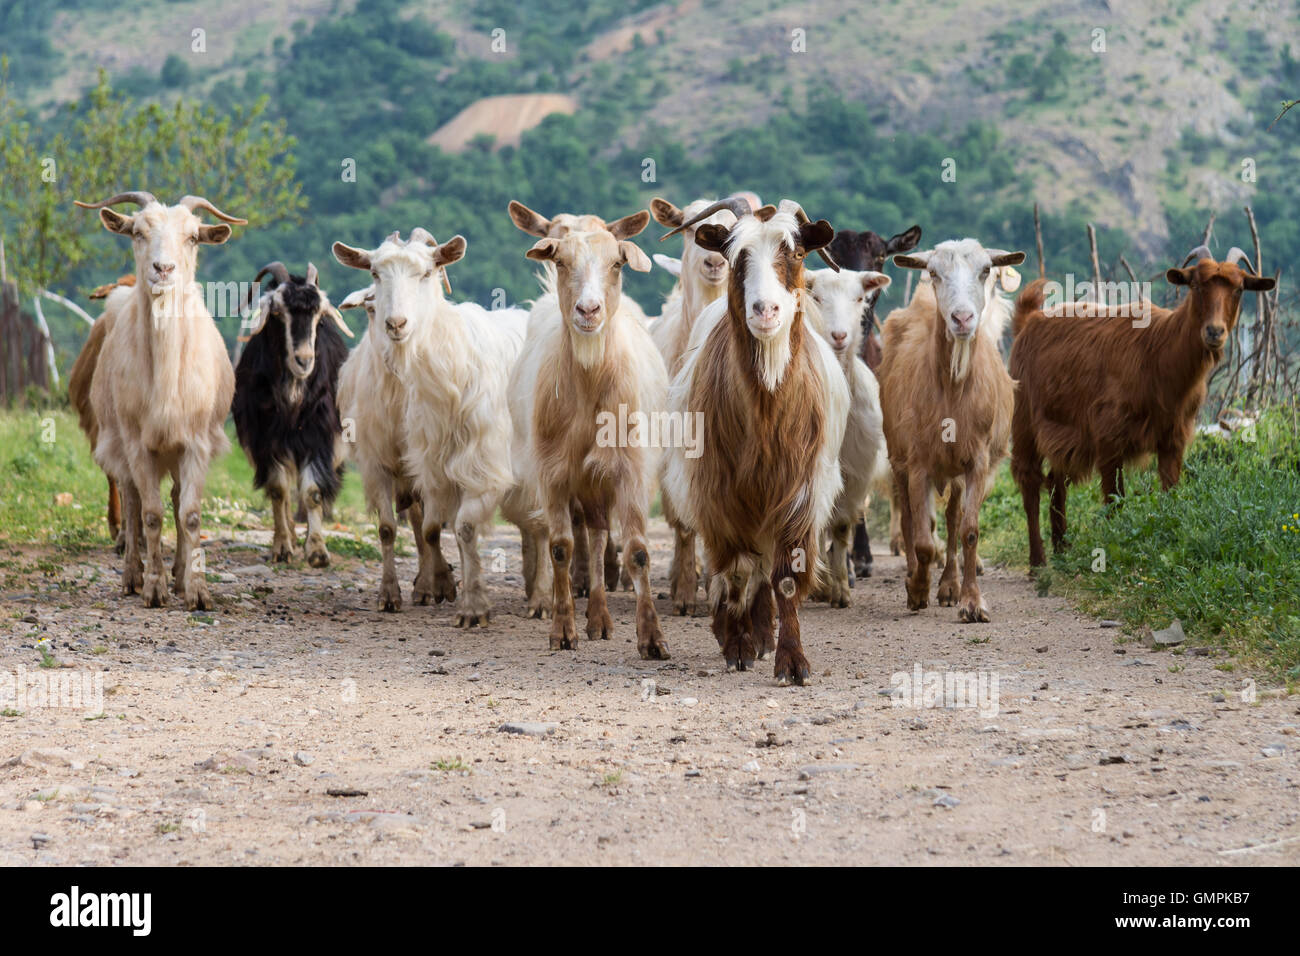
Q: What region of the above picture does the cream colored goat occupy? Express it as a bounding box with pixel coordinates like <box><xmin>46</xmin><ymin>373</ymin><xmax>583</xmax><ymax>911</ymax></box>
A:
<box><xmin>76</xmin><ymin>191</ymin><xmax>245</xmax><ymax>610</ymax></box>
<box><xmin>805</xmin><ymin>268</ymin><xmax>891</xmax><ymax>607</ymax></box>
<box><xmin>334</xmin><ymin>229</ymin><xmax>528</xmax><ymax>626</ymax></box>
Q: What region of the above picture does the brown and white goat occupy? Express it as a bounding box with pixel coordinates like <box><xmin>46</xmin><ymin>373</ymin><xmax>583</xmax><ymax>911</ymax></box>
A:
<box><xmin>878</xmin><ymin>239</ymin><xmax>1024</xmax><ymax>622</ymax></box>
<box><xmin>661</xmin><ymin>198</ymin><xmax>848</xmax><ymax>684</ymax></box>
<box><xmin>508</xmin><ymin>200</ymin><xmax>644</xmax><ymax>594</ymax></box>
<box><xmin>1009</xmin><ymin>245</ymin><xmax>1274</xmax><ymax>566</ymax></box>
<box><xmin>503</xmin><ymin>208</ymin><xmax>671</xmax><ymax>658</ymax></box>
<box><xmin>76</xmin><ymin>191</ymin><xmax>245</xmax><ymax>609</ymax></box>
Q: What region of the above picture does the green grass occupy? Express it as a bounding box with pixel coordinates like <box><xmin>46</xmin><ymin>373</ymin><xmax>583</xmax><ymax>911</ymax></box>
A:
<box><xmin>982</xmin><ymin>404</ymin><xmax>1300</xmax><ymax>679</ymax></box>
<box><xmin>0</xmin><ymin>408</ymin><xmax>370</xmax><ymax>550</ymax></box>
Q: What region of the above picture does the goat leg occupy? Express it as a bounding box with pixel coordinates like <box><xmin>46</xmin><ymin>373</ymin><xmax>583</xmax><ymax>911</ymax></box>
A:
<box><xmin>120</xmin><ymin>480</ymin><xmax>144</xmax><ymax>595</ymax></box>
<box><xmin>621</xmin><ymin>507</ymin><xmax>668</xmax><ymax>660</ymax></box>
<box><xmin>585</xmin><ymin>523</ymin><xmax>614</xmax><ymax>641</ymax></box>
<box><xmin>936</xmin><ymin>485</ymin><xmax>962</xmax><ymax>606</ymax></box>
<box><xmin>956</xmin><ymin>468</ymin><xmax>989</xmax><ymax>623</ymax></box>
<box><xmin>408</xmin><ymin>498</ymin><xmax>433</xmax><ymax>604</ymax></box>
<box><xmin>177</xmin><ymin>454</ymin><xmax>212</xmax><ymax>611</ymax></box>
<box><xmin>546</xmin><ymin>494</ymin><xmax>578</xmax><ymax>650</ymax></box>
<box><xmin>828</xmin><ymin>519</ymin><xmax>853</xmax><ymax>608</ymax></box>
<box><xmin>170</xmin><ymin>475</ymin><xmax>185</xmax><ymax>592</ymax></box>
<box><xmin>376</xmin><ymin>483</ymin><xmax>402</xmax><ymax>612</ymax></box>
<box><xmin>569</xmin><ymin>502</ymin><xmax>590</xmax><ymax>597</ymax></box>
<box><xmin>107</xmin><ymin>477</ymin><xmax>123</xmax><ymax>553</ymax></box>
<box><xmin>453</xmin><ymin>516</ymin><xmax>490</xmax><ymax>628</ymax></box>
<box><xmin>1049</xmin><ymin>469</ymin><xmax>1068</xmax><ymax>555</ymax></box>
<box><xmin>851</xmin><ymin>517</ymin><xmax>873</xmax><ymax>577</ymax></box>
<box><xmin>267</xmin><ymin>468</ymin><xmax>294</xmax><ymax>563</ymax></box>
<box><xmin>771</xmin><ymin>545</ymin><xmax>811</xmax><ymax>686</ymax></box>
<box><xmin>302</xmin><ymin>465</ymin><xmax>330</xmax><ymax>569</ymax></box>
<box><xmin>133</xmin><ymin>459</ymin><xmax>169</xmax><ymax>608</ymax></box>
<box><xmin>903</xmin><ymin>469</ymin><xmax>934</xmax><ymax>611</ymax></box>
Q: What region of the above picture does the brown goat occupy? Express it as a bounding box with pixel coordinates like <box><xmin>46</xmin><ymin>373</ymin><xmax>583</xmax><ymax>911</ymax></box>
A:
<box><xmin>67</xmin><ymin>313</ymin><xmax>121</xmax><ymax>547</ymax></box>
<box><xmin>1009</xmin><ymin>245</ymin><xmax>1275</xmax><ymax>566</ymax></box>
<box><xmin>878</xmin><ymin>239</ymin><xmax>1024</xmax><ymax>622</ymax></box>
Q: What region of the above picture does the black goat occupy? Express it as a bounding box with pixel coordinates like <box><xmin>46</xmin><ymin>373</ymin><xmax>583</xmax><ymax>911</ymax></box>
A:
<box><xmin>826</xmin><ymin>224</ymin><xmax>921</xmax><ymax>578</ymax></box>
<box><xmin>233</xmin><ymin>262</ymin><xmax>353</xmax><ymax>567</ymax></box>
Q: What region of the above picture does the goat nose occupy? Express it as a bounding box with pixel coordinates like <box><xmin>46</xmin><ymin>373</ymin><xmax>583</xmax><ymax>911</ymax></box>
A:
<box><xmin>752</xmin><ymin>300</ymin><xmax>778</xmax><ymax>321</ymax></box>
<box><xmin>831</xmin><ymin>331</ymin><xmax>848</xmax><ymax>345</ymax></box>
<box><xmin>951</xmin><ymin>309</ymin><xmax>975</xmax><ymax>327</ymax></box>
<box><xmin>153</xmin><ymin>262</ymin><xmax>175</xmax><ymax>276</ymax></box>
<box><xmin>386</xmin><ymin>316</ymin><xmax>408</xmax><ymax>334</ymax></box>
<box><xmin>575</xmin><ymin>301</ymin><xmax>602</xmax><ymax>321</ymax></box>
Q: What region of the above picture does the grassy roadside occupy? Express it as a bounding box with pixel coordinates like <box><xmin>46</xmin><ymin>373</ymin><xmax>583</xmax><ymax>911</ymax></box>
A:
<box><xmin>980</xmin><ymin>403</ymin><xmax>1300</xmax><ymax>682</ymax></box>
<box><xmin>0</xmin><ymin>407</ymin><xmax>373</xmax><ymax>555</ymax></box>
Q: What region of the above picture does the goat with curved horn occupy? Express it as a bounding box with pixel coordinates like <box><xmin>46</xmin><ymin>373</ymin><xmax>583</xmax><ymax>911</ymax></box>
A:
<box><xmin>73</xmin><ymin>191</ymin><xmax>158</xmax><ymax>210</ymax></box>
<box><xmin>660</xmin><ymin>196</ymin><xmax>756</xmax><ymax>241</ymax></box>
<box><xmin>178</xmin><ymin>195</ymin><xmax>248</xmax><ymax>225</ymax></box>
<box><xmin>1225</xmin><ymin>246</ymin><xmax>1259</xmax><ymax>273</ymax></box>
<box><xmin>1180</xmin><ymin>245</ymin><xmax>1213</xmax><ymax>267</ymax></box>
<box><xmin>785</xmin><ymin>201</ymin><xmax>841</xmax><ymax>272</ymax></box>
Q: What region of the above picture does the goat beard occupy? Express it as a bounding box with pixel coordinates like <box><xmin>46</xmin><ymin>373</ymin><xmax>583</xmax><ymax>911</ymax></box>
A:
<box><xmin>949</xmin><ymin>333</ymin><xmax>973</xmax><ymax>384</ymax></box>
<box><xmin>149</xmin><ymin>285</ymin><xmax>181</xmax><ymax>331</ymax></box>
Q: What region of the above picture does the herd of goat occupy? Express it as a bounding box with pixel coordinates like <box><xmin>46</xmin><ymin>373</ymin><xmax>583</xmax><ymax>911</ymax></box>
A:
<box><xmin>63</xmin><ymin>190</ymin><xmax>1275</xmax><ymax>685</ymax></box>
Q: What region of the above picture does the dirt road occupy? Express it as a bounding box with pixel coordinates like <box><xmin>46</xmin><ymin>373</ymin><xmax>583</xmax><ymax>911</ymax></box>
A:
<box><xmin>2</xmin><ymin>522</ymin><xmax>1296</xmax><ymax>865</ymax></box>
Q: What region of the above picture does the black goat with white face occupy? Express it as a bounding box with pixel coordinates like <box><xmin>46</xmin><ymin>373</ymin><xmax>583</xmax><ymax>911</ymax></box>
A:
<box><xmin>233</xmin><ymin>262</ymin><xmax>353</xmax><ymax>567</ymax></box>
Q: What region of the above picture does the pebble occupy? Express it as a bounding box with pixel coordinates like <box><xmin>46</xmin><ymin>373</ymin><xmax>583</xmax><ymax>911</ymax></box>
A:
<box><xmin>498</xmin><ymin>721</ymin><xmax>558</xmax><ymax>736</ymax></box>
<box><xmin>1260</xmin><ymin>744</ymin><xmax>1285</xmax><ymax>758</ymax></box>
<box><xmin>798</xmin><ymin>763</ymin><xmax>857</xmax><ymax>779</ymax></box>
<box><xmin>294</xmin><ymin>751</ymin><xmax>315</xmax><ymax>767</ymax></box>
<box><xmin>741</xmin><ymin>760</ymin><xmax>760</xmax><ymax>773</ymax></box>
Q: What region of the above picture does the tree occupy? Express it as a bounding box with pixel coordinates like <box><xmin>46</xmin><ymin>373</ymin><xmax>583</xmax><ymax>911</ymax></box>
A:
<box><xmin>0</xmin><ymin>65</ymin><xmax>305</xmax><ymax>301</ymax></box>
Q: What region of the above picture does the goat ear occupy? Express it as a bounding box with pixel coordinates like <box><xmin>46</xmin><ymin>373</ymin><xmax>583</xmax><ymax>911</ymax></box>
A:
<box><xmin>99</xmin><ymin>208</ymin><xmax>134</xmax><ymax>236</ymax></box>
<box><xmin>998</xmin><ymin>265</ymin><xmax>1022</xmax><ymax>292</ymax></box>
<box><xmin>620</xmin><ymin>241</ymin><xmax>651</xmax><ymax>273</ymax></box>
<box><xmin>607</xmin><ymin>210</ymin><xmax>650</xmax><ymax>240</ymax></box>
<box><xmin>338</xmin><ymin>288</ymin><xmax>371</xmax><ymax>310</ymax></box>
<box><xmin>435</xmin><ymin>235</ymin><xmax>467</xmax><ymax>268</ymax></box>
<box><xmin>198</xmin><ymin>223</ymin><xmax>232</xmax><ymax>245</ymax></box>
<box><xmin>1243</xmin><ymin>274</ymin><xmax>1276</xmax><ymax>292</ymax></box>
<box><xmin>894</xmin><ymin>253</ymin><xmax>930</xmax><ymax>270</ymax></box>
<box><xmin>988</xmin><ymin>250</ymin><xmax>1026</xmax><ymax>267</ymax></box>
<box><xmin>333</xmin><ymin>242</ymin><xmax>371</xmax><ymax>271</ymax></box>
<box><xmin>886</xmin><ymin>225</ymin><xmax>923</xmax><ymax>255</ymax></box>
<box><xmin>649</xmin><ymin>198</ymin><xmax>683</xmax><ymax>229</ymax></box>
<box><xmin>508</xmin><ymin>200</ymin><xmax>552</xmax><ymax>237</ymax></box>
<box><xmin>652</xmin><ymin>253</ymin><xmax>682</xmax><ymax>277</ymax></box>
<box><xmin>1166</xmin><ymin>267</ymin><xmax>1192</xmax><ymax>286</ymax></box>
<box><xmin>861</xmin><ymin>271</ymin><xmax>891</xmax><ymax>293</ymax></box>
<box><xmin>694</xmin><ymin>224</ymin><xmax>729</xmax><ymax>253</ymax></box>
<box><xmin>798</xmin><ymin>219</ymin><xmax>835</xmax><ymax>253</ymax></box>
<box><xmin>525</xmin><ymin>238</ymin><xmax>559</xmax><ymax>262</ymax></box>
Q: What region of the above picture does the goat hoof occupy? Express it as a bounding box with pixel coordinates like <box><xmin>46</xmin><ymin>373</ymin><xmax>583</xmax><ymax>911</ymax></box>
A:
<box><xmin>525</xmin><ymin>598</ymin><xmax>551</xmax><ymax>620</ymax></box>
<box><xmin>853</xmin><ymin>559</ymin><xmax>872</xmax><ymax>578</ymax></box>
<box><xmin>936</xmin><ymin>579</ymin><xmax>959</xmax><ymax>606</ymax></box>
<box><xmin>186</xmin><ymin>582</ymin><xmax>212</xmax><ymax>612</ymax></box>
<box><xmin>306</xmin><ymin>547</ymin><xmax>329</xmax><ymax>569</ymax></box>
<box><xmin>672</xmin><ymin>597</ymin><xmax>696</xmax><ymax>616</ymax></box>
<box><xmin>619</xmin><ymin>569</ymin><xmax>633</xmax><ymax>591</ymax></box>
<box><xmin>549</xmin><ymin>616</ymin><xmax>578</xmax><ymax>650</ymax></box>
<box><xmin>639</xmin><ymin>636</ymin><xmax>670</xmax><ymax>661</ymax></box>
<box><xmin>976</xmin><ymin>557</ymin><xmax>985</xmax><ymax>576</ymax></box>
<box><xmin>958</xmin><ymin>602</ymin><xmax>990</xmax><ymax>624</ymax></box>
<box><xmin>773</xmin><ymin>648</ymin><xmax>811</xmax><ymax>687</ymax></box>
<box><xmin>433</xmin><ymin>571</ymin><xmax>457</xmax><ymax>604</ymax></box>
<box><xmin>378</xmin><ymin>581</ymin><xmax>402</xmax><ymax>613</ymax></box>
<box><xmin>410</xmin><ymin>585</ymin><xmax>432</xmax><ymax>606</ymax></box>
<box><xmin>906</xmin><ymin>593</ymin><xmax>928</xmax><ymax>612</ymax></box>
<box><xmin>456</xmin><ymin>611</ymin><xmax>489</xmax><ymax>629</ymax></box>
<box><xmin>142</xmin><ymin>575</ymin><xmax>167</xmax><ymax>608</ymax></box>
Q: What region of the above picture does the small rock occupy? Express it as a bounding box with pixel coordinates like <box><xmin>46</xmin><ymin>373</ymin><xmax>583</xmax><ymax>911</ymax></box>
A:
<box><xmin>679</xmin><ymin>698</ymin><xmax>698</xmax><ymax>708</ymax></box>
<box><xmin>1099</xmin><ymin>620</ymin><xmax>1122</xmax><ymax>628</ymax></box>
<box><xmin>30</xmin><ymin>832</ymin><xmax>52</xmax><ymax>849</ymax></box>
<box><xmin>294</xmin><ymin>751</ymin><xmax>314</xmax><ymax>767</ymax></box>
<box><xmin>1261</xmin><ymin>744</ymin><xmax>1285</xmax><ymax>758</ymax></box>
<box><xmin>1151</xmin><ymin>619</ymin><xmax>1186</xmax><ymax>646</ymax></box>
<box><xmin>798</xmin><ymin>763</ymin><xmax>857</xmax><ymax>779</ymax></box>
<box><xmin>498</xmin><ymin>721</ymin><xmax>558</xmax><ymax>737</ymax></box>
<box><xmin>932</xmin><ymin>793</ymin><xmax>960</xmax><ymax>809</ymax></box>
<box><xmin>741</xmin><ymin>760</ymin><xmax>760</xmax><ymax>773</ymax></box>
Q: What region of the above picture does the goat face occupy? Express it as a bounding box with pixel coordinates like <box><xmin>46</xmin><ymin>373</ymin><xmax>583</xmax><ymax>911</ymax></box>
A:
<box><xmin>333</xmin><ymin>230</ymin><xmax>465</xmax><ymax>347</ymax></box>
<box><xmin>525</xmin><ymin>226</ymin><xmax>651</xmax><ymax>364</ymax></box>
<box><xmin>509</xmin><ymin>200</ymin><xmax>649</xmax><ymax>242</ymax></box>
<box><xmin>651</xmin><ymin>198</ymin><xmax>734</xmax><ymax>289</ymax></box>
<box><xmin>698</xmin><ymin>206</ymin><xmax>833</xmax><ymax>344</ymax></box>
<box><xmin>96</xmin><ymin>203</ymin><xmax>232</xmax><ymax>295</ymax></box>
<box><xmin>807</xmin><ymin>269</ymin><xmax>890</xmax><ymax>361</ymax></box>
<box><xmin>1166</xmin><ymin>256</ymin><xmax>1275</xmax><ymax>353</ymax></box>
<box><xmin>896</xmin><ymin>240</ymin><xmax>1025</xmax><ymax>341</ymax></box>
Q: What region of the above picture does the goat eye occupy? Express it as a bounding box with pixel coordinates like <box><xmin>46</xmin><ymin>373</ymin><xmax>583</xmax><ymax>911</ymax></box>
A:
<box><xmin>370</xmin><ymin>271</ymin><xmax>379</xmax><ymax>280</ymax></box>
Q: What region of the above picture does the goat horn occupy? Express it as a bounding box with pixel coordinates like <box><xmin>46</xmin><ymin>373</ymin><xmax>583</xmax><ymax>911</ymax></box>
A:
<box><xmin>783</xmin><ymin>200</ymin><xmax>841</xmax><ymax>272</ymax></box>
<box><xmin>74</xmin><ymin>191</ymin><xmax>157</xmax><ymax>210</ymax></box>
<box><xmin>178</xmin><ymin>195</ymin><xmax>248</xmax><ymax>225</ymax></box>
<box><xmin>326</xmin><ymin>304</ymin><xmax>355</xmax><ymax>338</ymax></box>
<box><xmin>660</xmin><ymin>196</ymin><xmax>753</xmax><ymax>241</ymax></box>
<box><xmin>305</xmin><ymin>262</ymin><xmax>318</xmax><ymax>287</ymax></box>
<box><xmin>1180</xmin><ymin>245</ymin><xmax>1213</xmax><ymax>268</ymax></box>
<box><xmin>1225</xmin><ymin>246</ymin><xmax>1258</xmax><ymax>273</ymax></box>
<box><xmin>254</xmin><ymin>262</ymin><xmax>291</xmax><ymax>288</ymax></box>
<box><xmin>409</xmin><ymin>227</ymin><xmax>437</xmax><ymax>246</ymax></box>
<box><xmin>385</xmin><ymin>231</ymin><xmax>402</xmax><ymax>244</ymax></box>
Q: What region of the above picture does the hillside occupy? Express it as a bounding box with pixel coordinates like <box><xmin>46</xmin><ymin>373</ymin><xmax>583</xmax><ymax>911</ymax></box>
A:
<box><xmin>8</xmin><ymin>0</ymin><xmax>1295</xmax><ymax>257</ymax></box>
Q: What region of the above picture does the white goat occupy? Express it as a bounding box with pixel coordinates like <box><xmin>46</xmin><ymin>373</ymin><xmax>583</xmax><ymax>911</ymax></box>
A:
<box><xmin>76</xmin><ymin>191</ymin><xmax>245</xmax><ymax>610</ymax></box>
<box><xmin>334</xmin><ymin>229</ymin><xmax>528</xmax><ymax>627</ymax></box>
<box><xmin>805</xmin><ymin>268</ymin><xmax>891</xmax><ymax>607</ymax></box>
